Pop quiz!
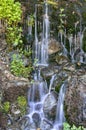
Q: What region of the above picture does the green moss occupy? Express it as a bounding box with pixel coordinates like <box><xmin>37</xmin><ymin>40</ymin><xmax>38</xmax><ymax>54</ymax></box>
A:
<box><xmin>17</xmin><ymin>96</ymin><xmax>27</xmax><ymax>115</ymax></box>
<box><xmin>55</xmin><ymin>83</ymin><xmax>62</xmax><ymax>93</ymax></box>
<box><xmin>2</xmin><ymin>101</ymin><xmax>10</xmax><ymax>113</ymax></box>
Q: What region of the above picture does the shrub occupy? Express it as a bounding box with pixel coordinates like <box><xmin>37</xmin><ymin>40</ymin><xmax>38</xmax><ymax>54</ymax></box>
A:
<box><xmin>10</xmin><ymin>54</ymin><xmax>33</xmax><ymax>78</ymax></box>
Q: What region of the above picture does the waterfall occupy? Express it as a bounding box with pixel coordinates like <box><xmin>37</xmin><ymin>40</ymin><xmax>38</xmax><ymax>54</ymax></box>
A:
<box><xmin>55</xmin><ymin>83</ymin><xmax>66</xmax><ymax>123</ymax></box>
<box><xmin>59</xmin><ymin>31</ymin><xmax>68</xmax><ymax>57</ymax></box>
<box><xmin>26</xmin><ymin>71</ymin><xmax>66</xmax><ymax>130</ymax></box>
<box><xmin>34</xmin><ymin>1</ymin><xmax>49</xmax><ymax>66</ymax></box>
<box><xmin>68</xmin><ymin>34</ymin><xmax>75</xmax><ymax>63</ymax></box>
<box><xmin>25</xmin><ymin>1</ymin><xmax>67</xmax><ymax>130</ymax></box>
<box><xmin>51</xmin><ymin>83</ymin><xmax>66</xmax><ymax>130</ymax></box>
<box><xmin>27</xmin><ymin>16</ymin><xmax>32</xmax><ymax>36</ymax></box>
<box><xmin>49</xmin><ymin>74</ymin><xmax>56</xmax><ymax>93</ymax></box>
<box><xmin>34</xmin><ymin>4</ymin><xmax>40</xmax><ymax>62</ymax></box>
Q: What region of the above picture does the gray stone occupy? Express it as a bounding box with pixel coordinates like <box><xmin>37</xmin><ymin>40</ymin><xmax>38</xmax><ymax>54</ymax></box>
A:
<box><xmin>64</xmin><ymin>73</ymin><xmax>86</xmax><ymax>127</ymax></box>
<box><xmin>43</xmin><ymin>92</ymin><xmax>58</xmax><ymax>121</ymax></box>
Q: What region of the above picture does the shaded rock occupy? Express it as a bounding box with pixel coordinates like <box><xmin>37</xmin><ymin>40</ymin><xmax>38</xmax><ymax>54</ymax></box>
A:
<box><xmin>32</xmin><ymin>113</ymin><xmax>41</xmax><ymax>127</ymax></box>
<box><xmin>3</xmin><ymin>81</ymin><xmax>29</xmax><ymax>102</ymax></box>
<box><xmin>19</xmin><ymin>116</ymin><xmax>36</xmax><ymax>130</ymax></box>
<box><xmin>0</xmin><ymin>112</ymin><xmax>7</xmax><ymax>129</ymax></box>
<box><xmin>64</xmin><ymin>74</ymin><xmax>86</xmax><ymax>127</ymax></box>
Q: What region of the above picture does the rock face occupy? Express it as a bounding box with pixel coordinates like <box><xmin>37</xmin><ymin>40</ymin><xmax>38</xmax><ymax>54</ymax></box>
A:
<box><xmin>64</xmin><ymin>74</ymin><xmax>86</xmax><ymax>127</ymax></box>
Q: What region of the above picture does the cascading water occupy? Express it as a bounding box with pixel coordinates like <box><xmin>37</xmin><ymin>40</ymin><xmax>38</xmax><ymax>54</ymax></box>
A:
<box><xmin>49</xmin><ymin>74</ymin><xmax>56</xmax><ymax>93</ymax></box>
<box><xmin>34</xmin><ymin>1</ymin><xmax>49</xmax><ymax>66</ymax></box>
<box><xmin>34</xmin><ymin>4</ymin><xmax>40</xmax><ymax>63</ymax></box>
<box><xmin>58</xmin><ymin>31</ymin><xmax>68</xmax><ymax>57</ymax></box>
<box><xmin>68</xmin><ymin>34</ymin><xmax>75</xmax><ymax>63</ymax></box>
<box><xmin>41</xmin><ymin>2</ymin><xmax>49</xmax><ymax>65</ymax></box>
<box><xmin>25</xmin><ymin>1</ymin><xmax>66</xmax><ymax>130</ymax></box>
<box><xmin>52</xmin><ymin>83</ymin><xmax>66</xmax><ymax>130</ymax></box>
<box><xmin>25</xmin><ymin>71</ymin><xmax>66</xmax><ymax>130</ymax></box>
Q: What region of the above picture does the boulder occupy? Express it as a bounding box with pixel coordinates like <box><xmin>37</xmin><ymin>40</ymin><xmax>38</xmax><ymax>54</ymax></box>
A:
<box><xmin>41</xmin><ymin>63</ymin><xmax>61</xmax><ymax>80</ymax></box>
<box><xmin>64</xmin><ymin>73</ymin><xmax>86</xmax><ymax>127</ymax></box>
<box><xmin>48</xmin><ymin>39</ymin><xmax>62</xmax><ymax>55</ymax></box>
<box><xmin>43</xmin><ymin>92</ymin><xmax>58</xmax><ymax>121</ymax></box>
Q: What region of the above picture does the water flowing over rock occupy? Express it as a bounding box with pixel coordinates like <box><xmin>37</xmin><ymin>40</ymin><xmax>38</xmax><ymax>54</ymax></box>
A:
<box><xmin>43</xmin><ymin>92</ymin><xmax>58</xmax><ymax>121</ymax></box>
<box><xmin>64</xmin><ymin>73</ymin><xmax>86</xmax><ymax>127</ymax></box>
<box><xmin>41</xmin><ymin>63</ymin><xmax>61</xmax><ymax>79</ymax></box>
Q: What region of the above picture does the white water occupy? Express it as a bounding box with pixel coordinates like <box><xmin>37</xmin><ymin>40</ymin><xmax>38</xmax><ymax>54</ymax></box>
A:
<box><xmin>49</xmin><ymin>74</ymin><xmax>56</xmax><ymax>93</ymax></box>
<box><xmin>51</xmin><ymin>83</ymin><xmax>66</xmax><ymax>130</ymax></box>
<box><xmin>34</xmin><ymin>1</ymin><xmax>49</xmax><ymax>66</ymax></box>
<box><xmin>68</xmin><ymin>34</ymin><xmax>75</xmax><ymax>63</ymax></box>
<box><xmin>27</xmin><ymin>70</ymin><xmax>66</xmax><ymax>130</ymax></box>
<box><xmin>59</xmin><ymin>31</ymin><xmax>68</xmax><ymax>57</ymax></box>
<box><xmin>27</xmin><ymin>16</ymin><xmax>32</xmax><ymax>36</ymax></box>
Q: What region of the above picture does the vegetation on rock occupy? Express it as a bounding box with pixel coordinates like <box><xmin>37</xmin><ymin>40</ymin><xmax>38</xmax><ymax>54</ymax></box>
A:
<box><xmin>17</xmin><ymin>96</ymin><xmax>27</xmax><ymax>115</ymax></box>
<box><xmin>64</xmin><ymin>122</ymin><xmax>85</xmax><ymax>130</ymax></box>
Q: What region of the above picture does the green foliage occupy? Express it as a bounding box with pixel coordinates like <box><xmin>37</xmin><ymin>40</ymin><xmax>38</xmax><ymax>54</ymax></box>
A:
<box><xmin>47</xmin><ymin>0</ymin><xmax>57</xmax><ymax>6</ymax></box>
<box><xmin>17</xmin><ymin>96</ymin><xmax>27</xmax><ymax>115</ymax></box>
<box><xmin>2</xmin><ymin>101</ymin><xmax>10</xmax><ymax>113</ymax></box>
<box><xmin>6</xmin><ymin>26</ymin><xmax>23</xmax><ymax>48</ymax></box>
<box><xmin>0</xmin><ymin>0</ymin><xmax>22</xmax><ymax>47</ymax></box>
<box><xmin>0</xmin><ymin>0</ymin><xmax>22</xmax><ymax>24</ymax></box>
<box><xmin>10</xmin><ymin>54</ymin><xmax>33</xmax><ymax>78</ymax></box>
<box><xmin>63</xmin><ymin>122</ymin><xmax>85</xmax><ymax>130</ymax></box>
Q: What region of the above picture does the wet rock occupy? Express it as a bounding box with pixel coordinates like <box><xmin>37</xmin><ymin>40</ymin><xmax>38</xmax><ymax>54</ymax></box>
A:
<box><xmin>11</xmin><ymin>104</ymin><xmax>21</xmax><ymax>121</ymax></box>
<box><xmin>7</xmin><ymin>122</ymin><xmax>20</xmax><ymax>130</ymax></box>
<box><xmin>55</xmin><ymin>53</ymin><xmax>68</xmax><ymax>65</ymax></box>
<box><xmin>35</xmin><ymin>103</ymin><xmax>42</xmax><ymax>111</ymax></box>
<box><xmin>32</xmin><ymin>113</ymin><xmax>41</xmax><ymax>127</ymax></box>
<box><xmin>74</xmin><ymin>48</ymin><xmax>86</xmax><ymax>64</ymax></box>
<box><xmin>19</xmin><ymin>116</ymin><xmax>36</xmax><ymax>130</ymax></box>
<box><xmin>40</xmin><ymin>118</ymin><xmax>53</xmax><ymax>130</ymax></box>
<box><xmin>43</xmin><ymin>92</ymin><xmax>57</xmax><ymax>121</ymax></box>
<box><xmin>64</xmin><ymin>74</ymin><xmax>86</xmax><ymax>127</ymax></box>
<box><xmin>41</xmin><ymin>63</ymin><xmax>61</xmax><ymax>80</ymax></box>
<box><xmin>48</xmin><ymin>39</ymin><xmax>61</xmax><ymax>55</ymax></box>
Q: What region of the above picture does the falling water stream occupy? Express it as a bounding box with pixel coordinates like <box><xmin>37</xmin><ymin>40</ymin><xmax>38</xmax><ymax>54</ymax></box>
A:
<box><xmin>26</xmin><ymin>1</ymin><xmax>86</xmax><ymax>130</ymax></box>
<box><xmin>26</xmin><ymin>1</ymin><xmax>66</xmax><ymax>130</ymax></box>
<box><xmin>26</xmin><ymin>71</ymin><xmax>66</xmax><ymax>130</ymax></box>
<box><xmin>34</xmin><ymin>1</ymin><xmax>49</xmax><ymax>66</ymax></box>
